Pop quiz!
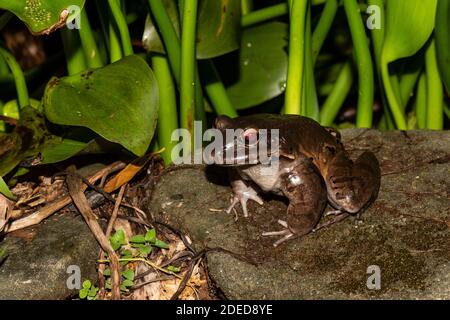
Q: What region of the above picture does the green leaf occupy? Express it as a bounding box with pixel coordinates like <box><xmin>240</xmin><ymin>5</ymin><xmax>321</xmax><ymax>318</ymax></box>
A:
<box><xmin>82</xmin><ymin>280</ymin><xmax>91</xmax><ymax>289</ymax></box>
<box><xmin>153</xmin><ymin>239</ymin><xmax>169</xmax><ymax>249</ymax></box>
<box><xmin>119</xmin><ymin>284</ymin><xmax>128</xmax><ymax>292</ymax></box>
<box><xmin>143</xmin><ymin>0</ymin><xmax>180</xmax><ymax>54</ymax></box>
<box><xmin>88</xmin><ymin>286</ymin><xmax>99</xmax><ymax>297</ymax></box>
<box><xmin>103</xmin><ymin>268</ymin><xmax>111</xmax><ymax>277</ymax></box>
<box><xmin>130</xmin><ymin>235</ymin><xmax>146</xmax><ymax>244</ymax></box>
<box><xmin>121</xmin><ymin>249</ymin><xmax>133</xmax><ymax>259</ymax></box>
<box><xmin>0</xmin><ymin>0</ymin><xmax>86</xmax><ymax>35</ymax></box>
<box><xmin>143</xmin><ymin>0</ymin><xmax>241</xmax><ymax>59</ymax></box>
<box><xmin>122</xmin><ymin>279</ymin><xmax>134</xmax><ymax>288</ymax></box>
<box><xmin>0</xmin><ymin>176</ymin><xmax>14</xmax><ymax>200</ymax></box>
<box><xmin>79</xmin><ymin>288</ymin><xmax>88</xmax><ymax>299</ymax></box>
<box><xmin>43</xmin><ymin>55</ymin><xmax>159</xmax><ymax>156</ymax></box>
<box><xmin>382</xmin><ymin>0</ymin><xmax>438</xmax><ymax>63</ymax></box>
<box><xmin>225</xmin><ymin>22</ymin><xmax>288</xmax><ymax>109</ymax></box>
<box><xmin>138</xmin><ymin>245</ymin><xmax>152</xmax><ymax>257</ymax></box>
<box><xmin>167</xmin><ymin>265</ymin><xmax>181</xmax><ymax>273</ymax></box>
<box><xmin>380</xmin><ymin>0</ymin><xmax>438</xmax><ymax>130</ymax></box>
<box><xmin>196</xmin><ymin>0</ymin><xmax>241</xmax><ymax>59</ymax></box>
<box><xmin>144</xmin><ymin>229</ymin><xmax>156</xmax><ymax>243</ymax></box>
<box><xmin>40</xmin><ymin>138</ymin><xmax>88</xmax><ymax>164</ymax></box>
<box><xmin>0</xmin><ymin>107</ymin><xmax>55</xmax><ymax>177</ymax></box>
<box><xmin>110</xmin><ymin>229</ymin><xmax>127</xmax><ymax>251</ymax></box>
<box><xmin>122</xmin><ymin>269</ymin><xmax>135</xmax><ymax>281</ymax></box>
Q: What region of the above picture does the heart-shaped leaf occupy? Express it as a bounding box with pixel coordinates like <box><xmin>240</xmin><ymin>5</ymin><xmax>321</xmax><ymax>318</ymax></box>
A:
<box><xmin>224</xmin><ymin>22</ymin><xmax>288</xmax><ymax>110</ymax></box>
<box><xmin>0</xmin><ymin>0</ymin><xmax>85</xmax><ymax>35</ymax></box>
<box><xmin>43</xmin><ymin>55</ymin><xmax>159</xmax><ymax>156</ymax></box>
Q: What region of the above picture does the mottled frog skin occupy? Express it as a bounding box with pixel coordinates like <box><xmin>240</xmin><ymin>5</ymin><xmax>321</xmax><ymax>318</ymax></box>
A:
<box><xmin>213</xmin><ymin>114</ymin><xmax>381</xmax><ymax>246</ymax></box>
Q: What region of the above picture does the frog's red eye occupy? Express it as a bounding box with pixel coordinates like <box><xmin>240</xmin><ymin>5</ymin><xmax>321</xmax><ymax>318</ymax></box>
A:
<box><xmin>243</xmin><ymin>128</ymin><xmax>259</xmax><ymax>145</ymax></box>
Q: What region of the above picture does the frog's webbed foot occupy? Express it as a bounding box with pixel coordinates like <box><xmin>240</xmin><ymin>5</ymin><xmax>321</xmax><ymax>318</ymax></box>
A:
<box><xmin>226</xmin><ymin>183</ymin><xmax>263</xmax><ymax>218</ymax></box>
<box><xmin>262</xmin><ymin>220</ymin><xmax>296</xmax><ymax>247</ymax></box>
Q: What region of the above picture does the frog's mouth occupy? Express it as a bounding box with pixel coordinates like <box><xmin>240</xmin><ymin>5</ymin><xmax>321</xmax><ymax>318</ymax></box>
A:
<box><xmin>209</xmin><ymin>140</ymin><xmax>257</xmax><ymax>166</ymax></box>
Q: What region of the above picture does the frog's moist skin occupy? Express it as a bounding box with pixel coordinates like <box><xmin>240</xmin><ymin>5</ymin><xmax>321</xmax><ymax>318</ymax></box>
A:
<box><xmin>213</xmin><ymin>114</ymin><xmax>381</xmax><ymax>246</ymax></box>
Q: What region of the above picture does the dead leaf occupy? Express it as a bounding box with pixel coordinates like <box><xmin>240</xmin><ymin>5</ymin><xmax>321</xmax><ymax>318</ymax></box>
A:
<box><xmin>0</xmin><ymin>193</ymin><xmax>14</xmax><ymax>232</ymax></box>
<box><xmin>104</xmin><ymin>149</ymin><xmax>164</xmax><ymax>193</ymax></box>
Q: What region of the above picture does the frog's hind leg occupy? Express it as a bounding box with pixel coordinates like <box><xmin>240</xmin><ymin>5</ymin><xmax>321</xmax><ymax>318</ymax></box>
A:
<box><xmin>262</xmin><ymin>156</ymin><xmax>328</xmax><ymax>247</ymax></box>
<box><xmin>262</xmin><ymin>206</ymin><xmax>323</xmax><ymax>247</ymax></box>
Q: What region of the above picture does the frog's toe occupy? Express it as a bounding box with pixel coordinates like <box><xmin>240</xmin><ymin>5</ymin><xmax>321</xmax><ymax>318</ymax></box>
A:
<box><xmin>226</xmin><ymin>190</ymin><xmax>263</xmax><ymax>218</ymax></box>
<box><xmin>324</xmin><ymin>209</ymin><xmax>343</xmax><ymax>217</ymax></box>
<box><xmin>262</xmin><ymin>229</ymin><xmax>294</xmax><ymax>247</ymax></box>
<box><xmin>277</xmin><ymin>219</ymin><xmax>288</xmax><ymax>228</ymax></box>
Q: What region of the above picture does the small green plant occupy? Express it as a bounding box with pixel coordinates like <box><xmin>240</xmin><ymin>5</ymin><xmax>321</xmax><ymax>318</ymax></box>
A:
<box><xmin>97</xmin><ymin>228</ymin><xmax>172</xmax><ymax>296</ymax></box>
<box><xmin>129</xmin><ymin>228</ymin><xmax>169</xmax><ymax>258</ymax></box>
<box><xmin>79</xmin><ymin>280</ymin><xmax>99</xmax><ymax>300</ymax></box>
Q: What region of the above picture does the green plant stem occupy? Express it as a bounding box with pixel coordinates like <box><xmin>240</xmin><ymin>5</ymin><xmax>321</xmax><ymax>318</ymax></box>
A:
<box><xmin>99</xmin><ymin>257</ymin><xmax>182</xmax><ymax>278</ymax></box>
<box><xmin>152</xmin><ymin>54</ymin><xmax>179</xmax><ymax>165</ymax></box>
<box><xmin>0</xmin><ymin>48</ymin><xmax>29</xmax><ymax>108</ymax></box>
<box><xmin>148</xmin><ymin>0</ymin><xmax>181</xmax><ymax>81</ymax></box>
<box><xmin>79</xmin><ymin>9</ymin><xmax>104</xmax><ymax>68</ymax></box>
<box><xmin>109</xmin><ymin>19</ymin><xmax>123</xmax><ymax>63</ymax></box>
<box><xmin>60</xmin><ymin>28</ymin><xmax>87</xmax><ymax>75</ymax></box>
<box><xmin>399</xmin><ymin>66</ymin><xmax>422</xmax><ymax>109</ymax></box>
<box><xmin>443</xmin><ymin>99</ymin><xmax>450</xmax><ymax>121</ymax></box>
<box><xmin>367</xmin><ymin>0</ymin><xmax>384</xmax><ymax>68</ymax></box>
<box><xmin>425</xmin><ymin>39</ymin><xmax>443</xmax><ymax>130</ymax></box>
<box><xmin>302</xmin><ymin>3</ymin><xmax>319</xmax><ymax>120</ymax></box>
<box><xmin>0</xmin><ymin>11</ymin><xmax>13</xmax><ymax>30</ymax></box>
<box><xmin>284</xmin><ymin>0</ymin><xmax>308</xmax><ymax>115</ymax></box>
<box><xmin>0</xmin><ymin>52</ymin><xmax>9</xmax><ymax>76</ymax></box>
<box><xmin>203</xmin><ymin>61</ymin><xmax>238</xmax><ymax>118</ymax></box>
<box><xmin>180</xmin><ymin>0</ymin><xmax>198</xmax><ymax>134</ymax></box>
<box><xmin>367</xmin><ymin>0</ymin><xmax>394</xmax><ymax>131</ymax></box>
<box><xmin>241</xmin><ymin>0</ymin><xmax>254</xmax><ymax>15</ymax></box>
<box><xmin>381</xmin><ymin>64</ymin><xmax>407</xmax><ymax>129</ymax></box>
<box><xmin>415</xmin><ymin>72</ymin><xmax>427</xmax><ymax>129</ymax></box>
<box><xmin>148</xmin><ymin>0</ymin><xmax>206</xmax><ymax>126</ymax></box>
<box><xmin>108</xmin><ymin>0</ymin><xmax>133</xmax><ymax>56</ymax></box>
<box><xmin>312</xmin><ymin>0</ymin><xmax>338</xmax><ymax>65</ymax></box>
<box><xmin>241</xmin><ymin>3</ymin><xmax>288</xmax><ymax>27</ymax></box>
<box><xmin>320</xmin><ymin>62</ymin><xmax>353</xmax><ymax>126</ymax></box>
<box><xmin>343</xmin><ymin>0</ymin><xmax>374</xmax><ymax>128</ymax></box>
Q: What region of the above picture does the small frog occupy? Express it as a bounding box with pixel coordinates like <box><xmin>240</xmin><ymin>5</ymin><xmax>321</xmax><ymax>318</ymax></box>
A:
<box><xmin>212</xmin><ymin>114</ymin><xmax>381</xmax><ymax>246</ymax></box>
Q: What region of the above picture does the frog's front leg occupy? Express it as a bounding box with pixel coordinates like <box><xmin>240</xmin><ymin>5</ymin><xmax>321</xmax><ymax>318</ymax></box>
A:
<box><xmin>226</xmin><ymin>168</ymin><xmax>263</xmax><ymax>218</ymax></box>
<box><xmin>262</xmin><ymin>158</ymin><xmax>327</xmax><ymax>247</ymax></box>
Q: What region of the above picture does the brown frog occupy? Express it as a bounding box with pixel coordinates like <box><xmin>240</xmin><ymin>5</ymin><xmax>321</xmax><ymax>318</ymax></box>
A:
<box><xmin>212</xmin><ymin>114</ymin><xmax>381</xmax><ymax>246</ymax></box>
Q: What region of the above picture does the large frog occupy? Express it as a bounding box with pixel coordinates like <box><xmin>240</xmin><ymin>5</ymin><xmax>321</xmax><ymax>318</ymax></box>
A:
<box><xmin>212</xmin><ymin>114</ymin><xmax>381</xmax><ymax>246</ymax></box>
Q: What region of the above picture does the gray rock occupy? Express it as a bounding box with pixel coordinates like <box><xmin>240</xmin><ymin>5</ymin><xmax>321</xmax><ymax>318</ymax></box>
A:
<box><xmin>147</xmin><ymin>129</ymin><xmax>450</xmax><ymax>299</ymax></box>
<box><xmin>0</xmin><ymin>213</ymin><xmax>99</xmax><ymax>299</ymax></box>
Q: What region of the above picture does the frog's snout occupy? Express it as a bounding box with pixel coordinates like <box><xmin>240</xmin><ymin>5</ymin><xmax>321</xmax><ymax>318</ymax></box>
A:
<box><xmin>339</xmin><ymin>194</ymin><xmax>361</xmax><ymax>214</ymax></box>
